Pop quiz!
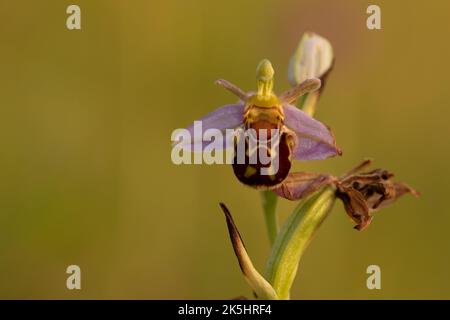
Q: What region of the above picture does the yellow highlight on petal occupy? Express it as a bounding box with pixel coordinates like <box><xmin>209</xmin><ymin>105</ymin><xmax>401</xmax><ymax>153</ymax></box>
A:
<box><xmin>244</xmin><ymin>165</ymin><xmax>258</xmax><ymax>178</ymax></box>
<box><xmin>247</xmin><ymin>94</ymin><xmax>280</xmax><ymax>108</ymax></box>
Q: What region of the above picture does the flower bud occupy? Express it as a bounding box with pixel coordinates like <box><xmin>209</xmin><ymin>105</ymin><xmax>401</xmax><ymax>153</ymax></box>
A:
<box><xmin>288</xmin><ymin>32</ymin><xmax>334</xmax><ymax>115</ymax></box>
<box><xmin>288</xmin><ymin>32</ymin><xmax>333</xmax><ymax>86</ymax></box>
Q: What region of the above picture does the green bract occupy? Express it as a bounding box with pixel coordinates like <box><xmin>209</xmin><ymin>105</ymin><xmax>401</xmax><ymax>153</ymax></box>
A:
<box><xmin>264</xmin><ymin>186</ymin><xmax>336</xmax><ymax>299</ymax></box>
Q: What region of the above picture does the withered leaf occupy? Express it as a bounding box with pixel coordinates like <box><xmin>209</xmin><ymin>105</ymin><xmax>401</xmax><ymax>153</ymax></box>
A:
<box><xmin>336</xmin><ymin>168</ymin><xmax>419</xmax><ymax>230</ymax></box>
<box><xmin>271</xmin><ymin>160</ymin><xmax>419</xmax><ymax>231</ymax></box>
<box><xmin>336</xmin><ymin>184</ymin><xmax>372</xmax><ymax>231</ymax></box>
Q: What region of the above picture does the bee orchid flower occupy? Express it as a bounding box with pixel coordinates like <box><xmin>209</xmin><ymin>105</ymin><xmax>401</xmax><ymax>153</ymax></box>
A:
<box><xmin>177</xmin><ymin>59</ymin><xmax>341</xmax><ymax>189</ymax></box>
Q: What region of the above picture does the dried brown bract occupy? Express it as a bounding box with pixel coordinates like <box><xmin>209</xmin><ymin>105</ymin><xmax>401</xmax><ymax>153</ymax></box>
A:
<box><xmin>336</xmin><ymin>167</ymin><xmax>419</xmax><ymax>230</ymax></box>
<box><xmin>273</xmin><ymin>160</ymin><xmax>419</xmax><ymax>231</ymax></box>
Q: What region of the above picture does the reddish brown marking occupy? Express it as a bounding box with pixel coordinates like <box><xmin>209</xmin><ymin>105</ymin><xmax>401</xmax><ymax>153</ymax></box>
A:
<box><xmin>232</xmin><ymin>132</ymin><xmax>292</xmax><ymax>189</ymax></box>
<box><xmin>249</xmin><ymin>120</ymin><xmax>278</xmax><ymax>139</ymax></box>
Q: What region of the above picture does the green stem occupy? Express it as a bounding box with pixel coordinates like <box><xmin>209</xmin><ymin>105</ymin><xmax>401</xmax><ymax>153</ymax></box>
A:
<box><xmin>264</xmin><ymin>186</ymin><xmax>336</xmax><ymax>299</ymax></box>
<box><xmin>260</xmin><ymin>190</ymin><xmax>279</xmax><ymax>246</ymax></box>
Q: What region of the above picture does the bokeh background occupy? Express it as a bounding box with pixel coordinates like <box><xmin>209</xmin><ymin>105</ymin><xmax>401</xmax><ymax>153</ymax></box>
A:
<box><xmin>0</xmin><ymin>0</ymin><xmax>449</xmax><ymax>299</ymax></box>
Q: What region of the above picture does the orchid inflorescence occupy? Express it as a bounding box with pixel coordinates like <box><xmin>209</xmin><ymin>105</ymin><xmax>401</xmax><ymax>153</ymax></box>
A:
<box><xmin>176</xmin><ymin>32</ymin><xmax>418</xmax><ymax>299</ymax></box>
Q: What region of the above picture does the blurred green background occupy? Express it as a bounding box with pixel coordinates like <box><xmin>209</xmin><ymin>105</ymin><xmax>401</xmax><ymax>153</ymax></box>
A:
<box><xmin>0</xmin><ymin>0</ymin><xmax>449</xmax><ymax>299</ymax></box>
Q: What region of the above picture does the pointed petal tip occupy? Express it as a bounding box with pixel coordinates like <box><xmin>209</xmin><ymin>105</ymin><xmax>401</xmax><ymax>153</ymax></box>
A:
<box><xmin>354</xmin><ymin>217</ymin><xmax>372</xmax><ymax>231</ymax></box>
<box><xmin>282</xmin><ymin>104</ymin><xmax>342</xmax><ymax>160</ymax></box>
<box><xmin>396</xmin><ymin>183</ymin><xmax>421</xmax><ymax>197</ymax></box>
<box><xmin>219</xmin><ymin>202</ymin><xmax>236</xmax><ymax>225</ymax></box>
<box><xmin>406</xmin><ymin>186</ymin><xmax>420</xmax><ymax>197</ymax></box>
<box><xmin>219</xmin><ymin>202</ymin><xmax>229</xmax><ymax>216</ymax></box>
<box><xmin>409</xmin><ymin>186</ymin><xmax>420</xmax><ymax>197</ymax></box>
